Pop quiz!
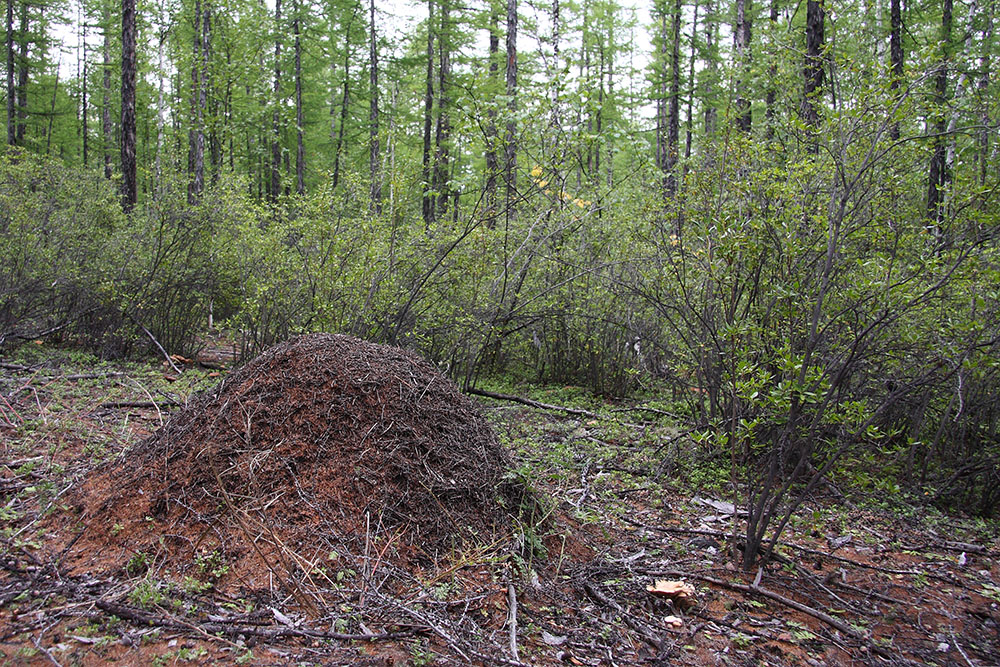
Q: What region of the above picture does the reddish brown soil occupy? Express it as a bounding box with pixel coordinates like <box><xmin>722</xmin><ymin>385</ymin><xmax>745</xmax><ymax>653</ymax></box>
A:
<box><xmin>63</xmin><ymin>333</ymin><xmax>522</xmax><ymax>589</ymax></box>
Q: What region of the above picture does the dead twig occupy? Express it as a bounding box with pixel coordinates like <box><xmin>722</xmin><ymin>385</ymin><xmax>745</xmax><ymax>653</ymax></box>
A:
<box><xmin>649</xmin><ymin>570</ymin><xmax>894</xmax><ymax>659</ymax></box>
<box><xmin>507</xmin><ymin>583</ymin><xmax>519</xmax><ymax>662</ymax></box>
<box><xmin>466</xmin><ymin>387</ymin><xmax>605</xmax><ymax>420</ymax></box>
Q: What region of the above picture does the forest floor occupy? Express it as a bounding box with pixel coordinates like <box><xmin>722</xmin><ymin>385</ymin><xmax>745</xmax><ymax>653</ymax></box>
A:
<box><xmin>1</xmin><ymin>339</ymin><xmax>998</xmax><ymax>666</ymax></box>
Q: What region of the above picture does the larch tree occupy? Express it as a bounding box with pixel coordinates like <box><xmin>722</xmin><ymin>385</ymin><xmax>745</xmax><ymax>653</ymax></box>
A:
<box><xmin>503</xmin><ymin>0</ymin><xmax>516</xmax><ymax>213</ymax></box>
<box><xmin>368</xmin><ymin>0</ymin><xmax>381</xmax><ymax>213</ymax></box>
<box><xmin>121</xmin><ymin>0</ymin><xmax>137</xmax><ymax>212</ymax></box>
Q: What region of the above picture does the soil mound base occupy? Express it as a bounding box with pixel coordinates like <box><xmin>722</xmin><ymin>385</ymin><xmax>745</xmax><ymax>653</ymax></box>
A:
<box><xmin>69</xmin><ymin>333</ymin><xmax>519</xmax><ymax>581</ymax></box>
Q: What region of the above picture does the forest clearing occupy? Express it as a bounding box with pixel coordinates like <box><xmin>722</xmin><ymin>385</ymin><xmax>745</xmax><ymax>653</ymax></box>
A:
<box><xmin>2</xmin><ymin>0</ymin><xmax>1000</xmax><ymax>662</ymax></box>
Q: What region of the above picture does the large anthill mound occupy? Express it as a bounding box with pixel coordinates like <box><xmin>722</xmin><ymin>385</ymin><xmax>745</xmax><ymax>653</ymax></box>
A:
<box><xmin>68</xmin><ymin>333</ymin><xmax>522</xmax><ymax>583</ymax></box>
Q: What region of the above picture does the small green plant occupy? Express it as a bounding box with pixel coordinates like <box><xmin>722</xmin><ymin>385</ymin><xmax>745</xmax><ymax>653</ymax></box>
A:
<box><xmin>195</xmin><ymin>549</ymin><xmax>229</xmax><ymax>579</ymax></box>
<box><xmin>128</xmin><ymin>578</ymin><xmax>165</xmax><ymax>609</ymax></box>
<box><xmin>126</xmin><ymin>551</ymin><xmax>150</xmax><ymax>576</ymax></box>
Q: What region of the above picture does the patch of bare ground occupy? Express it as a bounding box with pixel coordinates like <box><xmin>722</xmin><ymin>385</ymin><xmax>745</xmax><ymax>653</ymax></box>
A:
<box><xmin>2</xmin><ymin>343</ymin><xmax>999</xmax><ymax>665</ymax></box>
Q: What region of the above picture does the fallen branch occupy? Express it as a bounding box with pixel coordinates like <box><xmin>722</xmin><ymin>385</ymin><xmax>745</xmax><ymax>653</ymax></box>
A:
<box><xmin>507</xmin><ymin>583</ymin><xmax>519</xmax><ymax>662</ymax></box>
<box><xmin>648</xmin><ymin>570</ymin><xmax>893</xmax><ymax>659</ymax></box>
<box><xmin>466</xmin><ymin>387</ymin><xmax>604</xmax><ymax>419</ymax></box>
<box><xmin>126</xmin><ymin>313</ymin><xmax>182</xmax><ymax>375</ymax></box>
<box><xmin>98</xmin><ymin>400</ymin><xmax>179</xmax><ymax>409</ymax></box>
<box><xmin>94</xmin><ymin>599</ymin><xmax>413</xmax><ymax>642</ymax></box>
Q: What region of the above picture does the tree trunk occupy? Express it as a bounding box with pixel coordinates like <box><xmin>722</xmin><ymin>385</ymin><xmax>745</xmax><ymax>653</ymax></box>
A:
<box><xmin>189</xmin><ymin>0</ymin><xmax>205</xmax><ymax>203</ymax></box>
<box><xmin>925</xmin><ymin>0</ymin><xmax>951</xmax><ymax>237</ymax></box>
<box><xmin>368</xmin><ymin>0</ymin><xmax>381</xmax><ymax>213</ymax></box>
<box><xmin>484</xmin><ymin>2</ymin><xmax>499</xmax><ymax>228</ymax></box>
<box><xmin>664</xmin><ymin>0</ymin><xmax>682</xmax><ymax>199</ymax></box>
<box><xmin>734</xmin><ymin>0</ymin><xmax>752</xmax><ymax>133</ymax></box>
<box><xmin>503</xmin><ymin>0</ymin><xmax>517</xmax><ymax>213</ymax></box>
<box><xmin>434</xmin><ymin>0</ymin><xmax>451</xmax><ymax>220</ymax></box>
<box><xmin>270</xmin><ymin>0</ymin><xmax>282</xmax><ymax>201</ymax></box>
<box><xmin>15</xmin><ymin>2</ymin><xmax>27</xmax><ymax>144</ymax></box>
<box><xmin>801</xmin><ymin>0</ymin><xmax>825</xmax><ymax>143</ymax></box>
<box><xmin>421</xmin><ymin>0</ymin><xmax>435</xmax><ymax>226</ymax></box>
<box><xmin>121</xmin><ymin>0</ymin><xmax>137</xmax><ymax>213</ymax></box>
<box><xmin>82</xmin><ymin>22</ymin><xmax>88</xmax><ymax>165</ymax></box>
<box><xmin>331</xmin><ymin>4</ymin><xmax>355</xmax><ymax>190</ymax></box>
<box><xmin>102</xmin><ymin>15</ymin><xmax>113</xmax><ymax>179</ymax></box>
<box><xmin>977</xmin><ymin>0</ymin><xmax>992</xmax><ymax>187</ymax></box>
<box><xmin>6</xmin><ymin>0</ymin><xmax>14</xmax><ymax>145</ymax></box>
<box><xmin>703</xmin><ymin>0</ymin><xmax>717</xmax><ymax>137</ymax></box>
<box><xmin>764</xmin><ymin>0</ymin><xmax>778</xmax><ymax>140</ymax></box>
<box><xmin>889</xmin><ymin>0</ymin><xmax>903</xmax><ymax>140</ymax></box>
<box><xmin>293</xmin><ymin>0</ymin><xmax>304</xmax><ymax>195</ymax></box>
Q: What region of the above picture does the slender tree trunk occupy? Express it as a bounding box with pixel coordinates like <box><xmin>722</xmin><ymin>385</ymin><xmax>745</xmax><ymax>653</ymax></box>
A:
<box><xmin>549</xmin><ymin>0</ymin><xmax>560</xmax><ymax>166</ymax></box>
<box><xmin>270</xmin><ymin>0</ymin><xmax>282</xmax><ymax>201</ymax></box>
<box><xmin>734</xmin><ymin>0</ymin><xmax>752</xmax><ymax>133</ymax></box>
<box><xmin>801</xmin><ymin>0</ymin><xmax>825</xmax><ymax>145</ymax></box>
<box><xmin>421</xmin><ymin>0</ymin><xmax>435</xmax><ymax>226</ymax></box>
<box><xmin>764</xmin><ymin>0</ymin><xmax>778</xmax><ymax>140</ymax></box>
<box><xmin>6</xmin><ymin>0</ymin><xmax>14</xmax><ymax>145</ymax></box>
<box><xmin>977</xmin><ymin>0</ymin><xmax>993</xmax><ymax>186</ymax></box>
<box><xmin>293</xmin><ymin>0</ymin><xmax>304</xmax><ymax>195</ymax></box>
<box><xmin>484</xmin><ymin>2</ymin><xmax>499</xmax><ymax>228</ymax></box>
<box><xmin>45</xmin><ymin>66</ymin><xmax>58</xmax><ymax>154</ymax></box>
<box><xmin>189</xmin><ymin>0</ymin><xmax>205</xmax><ymax>203</ymax></box>
<box><xmin>331</xmin><ymin>5</ymin><xmax>355</xmax><ymax>190</ymax></box>
<box><xmin>102</xmin><ymin>17</ymin><xmax>113</xmax><ymax>179</ymax></box>
<box><xmin>889</xmin><ymin>0</ymin><xmax>903</xmax><ymax>140</ymax></box>
<box><xmin>503</xmin><ymin>0</ymin><xmax>517</xmax><ymax>212</ymax></box>
<box><xmin>664</xmin><ymin>0</ymin><xmax>682</xmax><ymax>199</ymax></box>
<box><xmin>15</xmin><ymin>3</ymin><xmax>27</xmax><ymax>144</ymax></box>
<box><xmin>434</xmin><ymin>0</ymin><xmax>451</xmax><ymax>220</ymax></box>
<box><xmin>368</xmin><ymin>0</ymin><xmax>381</xmax><ymax>213</ymax></box>
<box><xmin>82</xmin><ymin>23</ymin><xmax>88</xmax><ymax>165</ymax></box>
<box><xmin>684</xmin><ymin>0</ymin><xmax>699</xmax><ymax>176</ymax></box>
<box><xmin>703</xmin><ymin>0</ymin><xmax>718</xmax><ymax>137</ymax></box>
<box><xmin>155</xmin><ymin>24</ymin><xmax>166</xmax><ymax>198</ymax></box>
<box><xmin>121</xmin><ymin>0</ymin><xmax>137</xmax><ymax>213</ymax></box>
<box><xmin>926</xmin><ymin>0</ymin><xmax>951</xmax><ymax>237</ymax></box>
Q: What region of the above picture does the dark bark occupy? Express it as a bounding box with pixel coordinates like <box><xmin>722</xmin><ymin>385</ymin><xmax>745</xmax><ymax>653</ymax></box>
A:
<box><xmin>977</xmin><ymin>0</ymin><xmax>992</xmax><ymax>186</ymax></box>
<box><xmin>368</xmin><ymin>0</ymin><xmax>381</xmax><ymax>213</ymax></box>
<box><xmin>102</xmin><ymin>15</ymin><xmax>112</xmax><ymax>179</ymax></box>
<box><xmin>293</xmin><ymin>0</ymin><xmax>304</xmax><ymax>195</ymax></box>
<box><xmin>703</xmin><ymin>0</ymin><xmax>717</xmax><ymax>137</ymax></box>
<box><xmin>331</xmin><ymin>4</ymin><xmax>356</xmax><ymax>190</ymax></box>
<box><xmin>15</xmin><ymin>2</ymin><xmax>27</xmax><ymax>144</ymax></box>
<box><xmin>189</xmin><ymin>0</ymin><xmax>205</xmax><ymax>203</ymax></box>
<box><xmin>484</xmin><ymin>2</ymin><xmax>499</xmax><ymax>228</ymax></box>
<box><xmin>764</xmin><ymin>0</ymin><xmax>778</xmax><ymax>140</ymax></box>
<box><xmin>734</xmin><ymin>0</ymin><xmax>752</xmax><ymax>133</ymax></box>
<box><xmin>121</xmin><ymin>0</ymin><xmax>137</xmax><ymax>213</ymax></box>
<box><xmin>664</xmin><ymin>0</ymin><xmax>682</xmax><ymax>199</ymax></box>
<box><xmin>889</xmin><ymin>0</ymin><xmax>903</xmax><ymax>140</ymax></box>
<box><xmin>801</xmin><ymin>0</ymin><xmax>825</xmax><ymax>141</ymax></box>
<box><xmin>421</xmin><ymin>0</ymin><xmax>435</xmax><ymax>225</ymax></box>
<box><xmin>82</xmin><ymin>29</ymin><xmax>88</xmax><ymax>165</ymax></box>
<box><xmin>503</xmin><ymin>0</ymin><xmax>517</xmax><ymax>211</ymax></box>
<box><xmin>270</xmin><ymin>0</ymin><xmax>282</xmax><ymax>201</ymax></box>
<box><xmin>926</xmin><ymin>0</ymin><xmax>952</xmax><ymax>235</ymax></box>
<box><xmin>433</xmin><ymin>1</ymin><xmax>452</xmax><ymax>220</ymax></box>
<box><xmin>5</xmin><ymin>0</ymin><xmax>13</xmax><ymax>145</ymax></box>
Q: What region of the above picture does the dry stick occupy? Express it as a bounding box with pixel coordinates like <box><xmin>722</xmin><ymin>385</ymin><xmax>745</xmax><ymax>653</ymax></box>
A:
<box><xmin>93</xmin><ymin>600</ymin><xmax>410</xmax><ymax>641</ymax></box>
<box><xmin>624</xmin><ymin>518</ymin><xmax>964</xmax><ymax>585</ymax></box>
<box><xmin>127</xmin><ymin>313</ymin><xmax>183</xmax><ymax>375</ymax></box>
<box><xmin>650</xmin><ymin>570</ymin><xmax>894</xmax><ymax>660</ymax></box>
<box><xmin>507</xmin><ymin>583</ymin><xmax>519</xmax><ymax>662</ymax></box>
<box><xmin>466</xmin><ymin>387</ymin><xmax>604</xmax><ymax>419</ymax></box>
